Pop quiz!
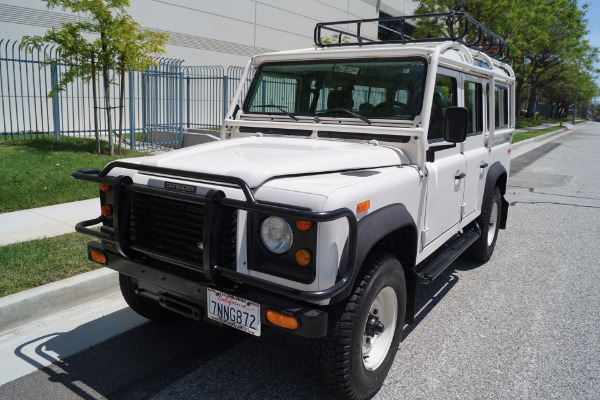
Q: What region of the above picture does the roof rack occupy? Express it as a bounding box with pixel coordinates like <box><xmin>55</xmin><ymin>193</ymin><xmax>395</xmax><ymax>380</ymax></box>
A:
<box><xmin>314</xmin><ymin>12</ymin><xmax>509</xmax><ymax>61</ymax></box>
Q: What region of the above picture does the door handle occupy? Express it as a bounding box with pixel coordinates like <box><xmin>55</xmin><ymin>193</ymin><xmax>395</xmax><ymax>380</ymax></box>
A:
<box><xmin>480</xmin><ymin>162</ymin><xmax>489</xmax><ymax>169</ymax></box>
<box><xmin>455</xmin><ymin>172</ymin><xmax>466</xmax><ymax>180</ymax></box>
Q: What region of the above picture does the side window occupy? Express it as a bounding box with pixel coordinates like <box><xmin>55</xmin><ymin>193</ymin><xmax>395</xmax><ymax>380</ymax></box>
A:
<box><xmin>494</xmin><ymin>86</ymin><xmax>509</xmax><ymax>128</ymax></box>
<box><xmin>429</xmin><ymin>75</ymin><xmax>456</xmax><ymax>141</ymax></box>
<box><xmin>464</xmin><ymin>81</ymin><xmax>483</xmax><ymax>135</ymax></box>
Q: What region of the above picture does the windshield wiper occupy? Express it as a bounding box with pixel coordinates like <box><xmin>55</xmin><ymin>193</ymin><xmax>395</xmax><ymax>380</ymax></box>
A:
<box><xmin>316</xmin><ymin>108</ymin><xmax>371</xmax><ymax>125</ymax></box>
<box><xmin>251</xmin><ymin>104</ymin><xmax>298</xmax><ymax>121</ymax></box>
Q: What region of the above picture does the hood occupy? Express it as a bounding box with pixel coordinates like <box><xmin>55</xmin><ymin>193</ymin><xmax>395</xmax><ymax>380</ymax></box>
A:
<box><xmin>125</xmin><ymin>137</ymin><xmax>409</xmax><ymax>188</ymax></box>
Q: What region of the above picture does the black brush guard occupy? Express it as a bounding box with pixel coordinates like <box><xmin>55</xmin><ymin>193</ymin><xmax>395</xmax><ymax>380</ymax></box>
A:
<box><xmin>72</xmin><ymin>161</ymin><xmax>357</xmax><ymax>302</ymax></box>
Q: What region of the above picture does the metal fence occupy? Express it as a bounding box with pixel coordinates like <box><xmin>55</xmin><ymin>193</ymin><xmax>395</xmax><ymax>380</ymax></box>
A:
<box><xmin>0</xmin><ymin>39</ymin><xmax>250</xmax><ymax>151</ymax></box>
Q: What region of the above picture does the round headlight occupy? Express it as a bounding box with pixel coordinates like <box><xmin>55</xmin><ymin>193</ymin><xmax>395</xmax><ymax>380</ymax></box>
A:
<box><xmin>260</xmin><ymin>216</ymin><xmax>293</xmax><ymax>254</ymax></box>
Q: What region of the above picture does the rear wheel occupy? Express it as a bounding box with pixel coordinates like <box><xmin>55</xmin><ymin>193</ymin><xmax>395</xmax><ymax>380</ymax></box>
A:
<box><xmin>467</xmin><ymin>187</ymin><xmax>502</xmax><ymax>262</ymax></box>
<box><xmin>119</xmin><ymin>274</ymin><xmax>178</xmax><ymax>322</ymax></box>
<box><xmin>314</xmin><ymin>251</ymin><xmax>406</xmax><ymax>400</ymax></box>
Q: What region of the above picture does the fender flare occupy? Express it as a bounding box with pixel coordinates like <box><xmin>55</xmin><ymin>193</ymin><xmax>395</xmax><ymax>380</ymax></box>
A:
<box><xmin>482</xmin><ymin>161</ymin><xmax>508</xmax><ymax>229</ymax></box>
<box><xmin>331</xmin><ymin>203</ymin><xmax>417</xmax><ymax>303</ymax></box>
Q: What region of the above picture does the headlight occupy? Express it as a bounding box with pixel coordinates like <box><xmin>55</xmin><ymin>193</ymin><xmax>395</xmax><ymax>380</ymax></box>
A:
<box><xmin>260</xmin><ymin>216</ymin><xmax>293</xmax><ymax>254</ymax></box>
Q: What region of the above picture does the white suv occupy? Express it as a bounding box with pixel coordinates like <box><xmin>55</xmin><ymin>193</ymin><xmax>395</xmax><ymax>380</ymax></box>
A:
<box><xmin>74</xmin><ymin>12</ymin><xmax>514</xmax><ymax>399</ymax></box>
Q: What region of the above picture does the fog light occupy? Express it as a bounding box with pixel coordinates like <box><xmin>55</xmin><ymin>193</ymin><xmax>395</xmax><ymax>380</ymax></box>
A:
<box><xmin>266</xmin><ymin>310</ymin><xmax>298</xmax><ymax>330</ymax></box>
<box><xmin>101</xmin><ymin>205</ymin><xmax>112</xmax><ymax>217</ymax></box>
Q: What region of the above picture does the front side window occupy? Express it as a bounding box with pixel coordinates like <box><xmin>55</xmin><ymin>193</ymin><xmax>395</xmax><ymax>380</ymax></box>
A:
<box><xmin>428</xmin><ymin>75</ymin><xmax>456</xmax><ymax>141</ymax></box>
<box><xmin>244</xmin><ymin>59</ymin><xmax>427</xmax><ymax>121</ymax></box>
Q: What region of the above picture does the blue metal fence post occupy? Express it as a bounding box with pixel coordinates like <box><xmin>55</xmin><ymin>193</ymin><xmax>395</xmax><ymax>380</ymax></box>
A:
<box><xmin>223</xmin><ymin>74</ymin><xmax>228</xmax><ymax>120</ymax></box>
<box><xmin>129</xmin><ymin>70</ymin><xmax>135</xmax><ymax>150</ymax></box>
<box><xmin>50</xmin><ymin>62</ymin><xmax>60</xmax><ymax>140</ymax></box>
<box><xmin>179</xmin><ymin>70</ymin><xmax>184</xmax><ymax>147</ymax></box>
<box><xmin>186</xmin><ymin>75</ymin><xmax>190</xmax><ymax>128</ymax></box>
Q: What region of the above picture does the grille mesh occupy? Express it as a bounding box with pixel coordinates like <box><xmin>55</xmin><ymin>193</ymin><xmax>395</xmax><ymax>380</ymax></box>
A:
<box><xmin>128</xmin><ymin>191</ymin><xmax>236</xmax><ymax>271</ymax></box>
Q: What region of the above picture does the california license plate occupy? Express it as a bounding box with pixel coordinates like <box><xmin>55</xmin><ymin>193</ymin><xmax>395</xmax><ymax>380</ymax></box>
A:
<box><xmin>207</xmin><ymin>288</ymin><xmax>261</xmax><ymax>336</ymax></box>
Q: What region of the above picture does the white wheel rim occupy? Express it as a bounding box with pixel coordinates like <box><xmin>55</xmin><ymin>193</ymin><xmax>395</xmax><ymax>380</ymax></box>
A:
<box><xmin>362</xmin><ymin>286</ymin><xmax>397</xmax><ymax>371</ymax></box>
<box><xmin>487</xmin><ymin>201</ymin><xmax>499</xmax><ymax>246</ymax></box>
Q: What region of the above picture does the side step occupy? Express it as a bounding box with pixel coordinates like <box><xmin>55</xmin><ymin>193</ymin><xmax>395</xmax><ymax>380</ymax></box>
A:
<box><xmin>414</xmin><ymin>224</ymin><xmax>481</xmax><ymax>284</ymax></box>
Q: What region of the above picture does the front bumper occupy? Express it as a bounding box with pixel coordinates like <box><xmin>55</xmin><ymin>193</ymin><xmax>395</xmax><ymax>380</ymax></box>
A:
<box><xmin>90</xmin><ymin>241</ymin><xmax>329</xmax><ymax>338</ymax></box>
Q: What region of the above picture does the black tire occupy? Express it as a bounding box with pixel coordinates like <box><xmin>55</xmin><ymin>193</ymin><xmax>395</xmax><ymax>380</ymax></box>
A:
<box><xmin>314</xmin><ymin>251</ymin><xmax>406</xmax><ymax>400</ymax></box>
<box><xmin>119</xmin><ymin>274</ymin><xmax>178</xmax><ymax>322</ymax></box>
<box><xmin>467</xmin><ymin>187</ymin><xmax>502</xmax><ymax>262</ymax></box>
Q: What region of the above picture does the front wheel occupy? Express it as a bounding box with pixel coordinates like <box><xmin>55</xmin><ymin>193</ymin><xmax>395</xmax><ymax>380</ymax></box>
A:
<box><xmin>467</xmin><ymin>187</ymin><xmax>502</xmax><ymax>262</ymax></box>
<box><xmin>314</xmin><ymin>251</ymin><xmax>406</xmax><ymax>400</ymax></box>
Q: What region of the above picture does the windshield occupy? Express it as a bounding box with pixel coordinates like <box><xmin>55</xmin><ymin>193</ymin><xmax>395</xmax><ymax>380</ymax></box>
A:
<box><xmin>244</xmin><ymin>58</ymin><xmax>426</xmax><ymax>120</ymax></box>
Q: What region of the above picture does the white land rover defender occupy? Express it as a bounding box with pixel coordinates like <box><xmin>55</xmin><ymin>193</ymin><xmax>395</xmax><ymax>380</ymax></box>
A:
<box><xmin>73</xmin><ymin>12</ymin><xmax>514</xmax><ymax>400</ymax></box>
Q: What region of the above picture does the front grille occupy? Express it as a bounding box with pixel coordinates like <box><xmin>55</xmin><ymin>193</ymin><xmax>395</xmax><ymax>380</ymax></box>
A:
<box><xmin>128</xmin><ymin>191</ymin><xmax>237</xmax><ymax>271</ymax></box>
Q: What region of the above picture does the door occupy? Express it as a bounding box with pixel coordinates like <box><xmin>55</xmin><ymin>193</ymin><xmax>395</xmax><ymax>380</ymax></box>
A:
<box><xmin>423</xmin><ymin>72</ymin><xmax>466</xmax><ymax>247</ymax></box>
<box><xmin>462</xmin><ymin>78</ymin><xmax>488</xmax><ymax>218</ymax></box>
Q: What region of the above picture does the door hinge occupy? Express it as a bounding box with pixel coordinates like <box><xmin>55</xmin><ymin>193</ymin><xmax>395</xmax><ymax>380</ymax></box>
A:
<box><xmin>421</xmin><ymin>227</ymin><xmax>428</xmax><ymax>246</ymax></box>
<box><xmin>461</xmin><ymin>202</ymin><xmax>466</xmax><ymax>219</ymax></box>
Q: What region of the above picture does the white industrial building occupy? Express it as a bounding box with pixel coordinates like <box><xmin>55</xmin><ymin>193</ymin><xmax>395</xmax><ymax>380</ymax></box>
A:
<box><xmin>0</xmin><ymin>0</ymin><xmax>418</xmax><ymax>67</ymax></box>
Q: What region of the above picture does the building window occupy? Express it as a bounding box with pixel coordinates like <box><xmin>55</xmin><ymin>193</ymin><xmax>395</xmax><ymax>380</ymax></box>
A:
<box><xmin>378</xmin><ymin>11</ymin><xmax>415</xmax><ymax>41</ymax></box>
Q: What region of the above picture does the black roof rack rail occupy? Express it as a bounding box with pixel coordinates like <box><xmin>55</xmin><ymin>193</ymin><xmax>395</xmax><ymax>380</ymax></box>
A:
<box><xmin>314</xmin><ymin>11</ymin><xmax>509</xmax><ymax>62</ymax></box>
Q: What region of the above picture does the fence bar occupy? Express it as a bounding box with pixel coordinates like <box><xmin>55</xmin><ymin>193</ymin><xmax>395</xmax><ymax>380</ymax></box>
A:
<box><xmin>50</xmin><ymin>62</ymin><xmax>60</xmax><ymax>140</ymax></box>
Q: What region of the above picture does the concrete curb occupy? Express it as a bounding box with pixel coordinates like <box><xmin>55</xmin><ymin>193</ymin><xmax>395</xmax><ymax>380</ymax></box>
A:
<box><xmin>0</xmin><ymin>268</ymin><xmax>118</xmax><ymax>334</ymax></box>
<box><xmin>512</xmin><ymin>126</ymin><xmax>570</xmax><ymax>149</ymax></box>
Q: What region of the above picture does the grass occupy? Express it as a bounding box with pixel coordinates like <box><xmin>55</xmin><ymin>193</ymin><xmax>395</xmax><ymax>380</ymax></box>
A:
<box><xmin>513</xmin><ymin>126</ymin><xmax>565</xmax><ymax>143</ymax></box>
<box><xmin>0</xmin><ymin>232</ymin><xmax>99</xmax><ymax>297</ymax></box>
<box><xmin>515</xmin><ymin>118</ymin><xmax>541</xmax><ymax>129</ymax></box>
<box><xmin>0</xmin><ymin>136</ymin><xmax>147</xmax><ymax>213</ymax></box>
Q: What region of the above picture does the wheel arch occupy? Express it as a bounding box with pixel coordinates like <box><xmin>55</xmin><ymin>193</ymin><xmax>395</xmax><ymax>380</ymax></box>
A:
<box><xmin>331</xmin><ymin>203</ymin><xmax>418</xmax><ymax>323</ymax></box>
<box><xmin>483</xmin><ymin>161</ymin><xmax>509</xmax><ymax>229</ymax></box>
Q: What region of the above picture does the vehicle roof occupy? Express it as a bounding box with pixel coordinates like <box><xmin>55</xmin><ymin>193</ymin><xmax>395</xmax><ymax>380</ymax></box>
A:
<box><xmin>251</xmin><ymin>42</ymin><xmax>514</xmax><ymax>81</ymax></box>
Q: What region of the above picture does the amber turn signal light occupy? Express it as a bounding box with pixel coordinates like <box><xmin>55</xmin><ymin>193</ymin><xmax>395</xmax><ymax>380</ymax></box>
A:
<box><xmin>266</xmin><ymin>310</ymin><xmax>298</xmax><ymax>330</ymax></box>
<box><xmin>101</xmin><ymin>205</ymin><xmax>113</xmax><ymax>217</ymax></box>
<box><xmin>90</xmin><ymin>250</ymin><xmax>107</xmax><ymax>265</ymax></box>
<box><xmin>99</xmin><ymin>184</ymin><xmax>111</xmax><ymax>192</ymax></box>
<box><xmin>357</xmin><ymin>200</ymin><xmax>370</xmax><ymax>213</ymax></box>
<box><xmin>295</xmin><ymin>249</ymin><xmax>311</xmax><ymax>266</ymax></box>
<box><xmin>296</xmin><ymin>220</ymin><xmax>312</xmax><ymax>231</ymax></box>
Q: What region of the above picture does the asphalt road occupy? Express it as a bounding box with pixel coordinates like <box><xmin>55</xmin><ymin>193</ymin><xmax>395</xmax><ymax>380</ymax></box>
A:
<box><xmin>1</xmin><ymin>123</ymin><xmax>599</xmax><ymax>399</ymax></box>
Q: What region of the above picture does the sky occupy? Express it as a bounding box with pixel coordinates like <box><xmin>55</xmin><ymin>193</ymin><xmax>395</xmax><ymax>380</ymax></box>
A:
<box><xmin>581</xmin><ymin>0</ymin><xmax>600</xmax><ymax>104</ymax></box>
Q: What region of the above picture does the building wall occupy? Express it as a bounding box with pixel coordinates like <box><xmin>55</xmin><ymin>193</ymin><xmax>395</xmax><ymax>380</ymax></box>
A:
<box><xmin>0</xmin><ymin>0</ymin><xmax>418</xmax><ymax>67</ymax></box>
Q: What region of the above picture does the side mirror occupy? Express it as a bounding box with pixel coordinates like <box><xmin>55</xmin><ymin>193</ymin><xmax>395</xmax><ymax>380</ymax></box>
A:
<box><xmin>443</xmin><ymin>107</ymin><xmax>468</xmax><ymax>143</ymax></box>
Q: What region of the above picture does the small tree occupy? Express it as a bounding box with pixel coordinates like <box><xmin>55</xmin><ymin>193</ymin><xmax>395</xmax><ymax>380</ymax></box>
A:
<box><xmin>22</xmin><ymin>0</ymin><xmax>169</xmax><ymax>155</ymax></box>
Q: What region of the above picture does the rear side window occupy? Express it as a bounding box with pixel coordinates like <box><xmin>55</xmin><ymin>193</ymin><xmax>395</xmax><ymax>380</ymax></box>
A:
<box><xmin>494</xmin><ymin>86</ymin><xmax>509</xmax><ymax>128</ymax></box>
<box><xmin>428</xmin><ymin>75</ymin><xmax>456</xmax><ymax>142</ymax></box>
<box><xmin>464</xmin><ymin>81</ymin><xmax>483</xmax><ymax>135</ymax></box>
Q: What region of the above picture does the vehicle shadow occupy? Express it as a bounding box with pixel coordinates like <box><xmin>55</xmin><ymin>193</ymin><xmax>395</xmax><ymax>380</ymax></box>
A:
<box><xmin>7</xmin><ymin>260</ymin><xmax>482</xmax><ymax>400</ymax></box>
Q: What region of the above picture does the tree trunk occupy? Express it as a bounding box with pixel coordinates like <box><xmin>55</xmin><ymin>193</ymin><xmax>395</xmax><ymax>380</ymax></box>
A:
<box><xmin>103</xmin><ymin>65</ymin><xmax>113</xmax><ymax>156</ymax></box>
<box><xmin>526</xmin><ymin>86</ymin><xmax>538</xmax><ymax>118</ymax></box>
<box><xmin>91</xmin><ymin>51</ymin><xmax>100</xmax><ymax>155</ymax></box>
<box><xmin>101</xmin><ymin>31</ymin><xmax>113</xmax><ymax>156</ymax></box>
<box><xmin>118</xmin><ymin>54</ymin><xmax>125</xmax><ymax>155</ymax></box>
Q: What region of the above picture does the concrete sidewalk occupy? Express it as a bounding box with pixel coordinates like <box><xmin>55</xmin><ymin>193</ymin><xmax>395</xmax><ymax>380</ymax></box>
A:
<box><xmin>0</xmin><ymin>198</ymin><xmax>100</xmax><ymax>246</ymax></box>
<box><xmin>0</xmin><ymin>122</ymin><xmax>590</xmax><ymax>335</ymax></box>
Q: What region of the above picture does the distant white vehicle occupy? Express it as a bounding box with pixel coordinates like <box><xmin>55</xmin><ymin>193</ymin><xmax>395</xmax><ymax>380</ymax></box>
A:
<box><xmin>74</xmin><ymin>12</ymin><xmax>514</xmax><ymax>399</ymax></box>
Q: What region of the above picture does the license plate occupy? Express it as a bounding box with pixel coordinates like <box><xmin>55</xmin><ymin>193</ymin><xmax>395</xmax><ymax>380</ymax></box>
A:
<box><xmin>207</xmin><ymin>288</ymin><xmax>261</xmax><ymax>336</ymax></box>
